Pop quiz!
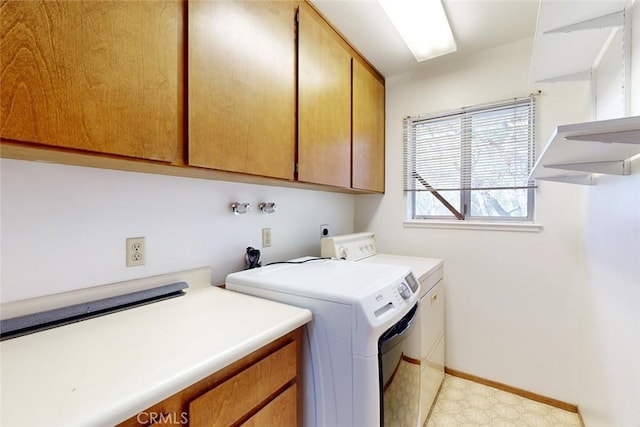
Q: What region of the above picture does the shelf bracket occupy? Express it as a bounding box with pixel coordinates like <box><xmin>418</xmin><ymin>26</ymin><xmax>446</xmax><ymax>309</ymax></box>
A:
<box><xmin>543</xmin><ymin>160</ymin><xmax>630</xmax><ymax>175</ymax></box>
<box><xmin>564</xmin><ymin>129</ymin><xmax>640</xmax><ymax>144</ymax></box>
<box><xmin>535</xmin><ymin>175</ymin><xmax>594</xmax><ymax>185</ymax></box>
<box><xmin>543</xmin><ymin>10</ymin><xmax>624</xmax><ymax>34</ymax></box>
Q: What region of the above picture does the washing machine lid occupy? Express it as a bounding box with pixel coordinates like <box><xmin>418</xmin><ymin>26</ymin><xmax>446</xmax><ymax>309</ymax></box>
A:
<box><xmin>225</xmin><ymin>258</ymin><xmax>412</xmax><ymax>304</ymax></box>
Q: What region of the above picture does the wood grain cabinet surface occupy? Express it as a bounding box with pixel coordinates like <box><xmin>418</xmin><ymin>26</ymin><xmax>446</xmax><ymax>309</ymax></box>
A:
<box><xmin>297</xmin><ymin>2</ymin><xmax>352</xmax><ymax>188</ymax></box>
<box><xmin>0</xmin><ymin>0</ymin><xmax>181</xmax><ymax>162</ymax></box>
<box><xmin>0</xmin><ymin>0</ymin><xmax>385</xmax><ymax>193</ymax></box>
<box><xmin>188</xmin><ymin>0</ymin><xmax>296</xmax><ymax>180</ymax></box>
<box><xmin>189</xmin><ymin>340</ymin><xmax>297</xmax><ymax>426</ymax></box>
<box><xmin>352</xmin><ymin>59</ymin><xmax>385</xmax><ymax>193</ymax></box>
<box><xmin>118</xmin><ymin>328</ymin><xmax>301</xmax><ymax>427</ymax></box>
<box><xmin>241</xmin><ymin>384</ymin><xmax>297</xmax><ymax>427</ymax></box>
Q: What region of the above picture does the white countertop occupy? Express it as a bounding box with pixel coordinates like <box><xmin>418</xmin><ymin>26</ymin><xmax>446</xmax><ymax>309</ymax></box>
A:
<box><xmin>0</xmin><ymin>285</ymin><xmax>311</xmax><ymax>426</ymax></box>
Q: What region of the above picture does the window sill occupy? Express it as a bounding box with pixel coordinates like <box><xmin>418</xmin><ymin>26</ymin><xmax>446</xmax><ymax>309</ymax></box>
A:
<box><xmin>403</xmin><ymin>220</ymin><xmax>543</xmax><ymax>233</ymax></box>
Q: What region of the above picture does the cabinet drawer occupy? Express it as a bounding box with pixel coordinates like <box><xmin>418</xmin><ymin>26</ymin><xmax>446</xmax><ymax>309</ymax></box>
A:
<box><xmin>189</xmin><ymin>341</ymin><xmax>297</xmax><ymax>427</ymax></box>
<box><xmin>242</xmin><ymin>384</ymin><xmax>297</xmax><ymax>427</ymax></box>
<box><xmin>420</xmin><ymin>279</ymin><xmax>444</xmax><ymax>358</ymax></box>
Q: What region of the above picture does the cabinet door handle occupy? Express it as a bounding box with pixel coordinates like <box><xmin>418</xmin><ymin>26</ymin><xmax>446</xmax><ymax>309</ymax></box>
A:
<box><xmin>431</xmin><ymin>293</ymin><xmax>438</xmax><ymax>303</ymax></box>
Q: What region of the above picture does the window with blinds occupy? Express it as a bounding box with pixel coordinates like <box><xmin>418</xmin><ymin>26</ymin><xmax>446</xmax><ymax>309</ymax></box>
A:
<box><xmin>404</xmin><ymin>97</ymin><xmax>536</xmax><ymax>221</ymax></box>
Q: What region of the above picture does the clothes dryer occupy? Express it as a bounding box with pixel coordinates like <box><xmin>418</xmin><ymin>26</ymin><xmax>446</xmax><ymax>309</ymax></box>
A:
<box><xmin>322</xmin><ymin>233</ymin><xmax>445</xmax><ymax>426</ymax></box>
<box><xmin>226</xmin><ymin>258</ymin><xmax>421</xmax><ymax>427</ymax></box>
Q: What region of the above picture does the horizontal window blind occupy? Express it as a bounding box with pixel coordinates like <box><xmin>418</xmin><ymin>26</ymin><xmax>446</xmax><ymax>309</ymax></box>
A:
<box><xmin>404</xmin><ymin>97</ymin><xmax>536</xmax><ymax>192</ymax></box>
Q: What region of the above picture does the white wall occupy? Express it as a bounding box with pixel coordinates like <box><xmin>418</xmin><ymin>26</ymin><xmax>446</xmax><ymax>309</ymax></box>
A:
<box><xmin>594</xmin><ymin>28</ymin><xmax>625</xmax><ymax>119</ymax></box>
<box><xmin>0</xmin><ymin>159</ymin><xmax>354</xmax><ymax>303</ymax></box>
<box><xmin>577</xmin><ymin>2</ymin><xmax>640</xmax><ymax>426</ymax></box>
<box><xmin>355</xmin><ymin>38</ymin><xmax>591</xmax><ymax>403</ymax></box>
<box><xmin>579</xmin><ymin>162</ymin><xmax>640</xmax><ymax>427</ymax></box>
<box><xmin>633</xmin><ymin>0</ymin><xmax>640</xmax><ymax>115</ymax></box>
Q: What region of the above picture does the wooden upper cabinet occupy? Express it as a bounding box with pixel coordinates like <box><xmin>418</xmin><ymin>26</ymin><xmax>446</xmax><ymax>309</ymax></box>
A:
<box><xmin>352</xmin><ymin>59</ymin><xmax>385</xmax><ymax>193</ymax></box>
<box><xmin>297</xmin><ymin>4</ymin><xmax>351</xmax><ymax>188</ymax></box>
<box><xmin>0</xmin><ymin>1</ymin><xmax>181</xmax><ymax>162</ymax></box>
<box><xmin>188</xmin><ymin>0</ymin><xmax>296</xmax><ymax>180</ymax></box>
<box><xmin>1</xmin><ymin>0</ymin><xmax>383</xmax><ymax>193</ymax></box>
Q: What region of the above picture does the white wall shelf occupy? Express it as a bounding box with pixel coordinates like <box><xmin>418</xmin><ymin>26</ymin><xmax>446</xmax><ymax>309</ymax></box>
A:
<box><xmin>530</xmin><ymin>0</ymin><xmax>627</xmax><ymax>84</ymax></box>
<box><xmin>529</xmin><ymin>116</ymin><xmax>640</xmax><ymax>185</ymax></box>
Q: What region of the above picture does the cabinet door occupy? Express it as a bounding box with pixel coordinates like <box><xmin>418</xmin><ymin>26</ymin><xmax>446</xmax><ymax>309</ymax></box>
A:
<box><xmin>297</xmin><ymin>4</ymin><xmax>351</xmax><ymax>188</ymax></box>
<box><xmin>0</xmin><ymin>1</ymin><xmax>180</xmax><ymax>162</ymax></box>
<box><xmin>352</xmin><ymin>60</ymin><xmax>385</xmax><ymax>192</ymax></box>
<box><xmin>188</xmin><ymin>0</ymin><xmax>295</xmax><ymax>180</ymax></box>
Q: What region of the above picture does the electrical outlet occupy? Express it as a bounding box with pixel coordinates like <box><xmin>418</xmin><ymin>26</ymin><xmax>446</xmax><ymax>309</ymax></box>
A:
<box><xmin>126</xmin><ymin>237</ymin><xmax>145</xmax><ymax>267</ymax></box>
<box><xmin>320</xmin><ymin>224</ymin><xmax>330</xmax><ymax>238</ymax></box>
<box><xmin>262</xmin><ymin>228</ymin><xmax>272</xmax><ymax>248</ymax></box>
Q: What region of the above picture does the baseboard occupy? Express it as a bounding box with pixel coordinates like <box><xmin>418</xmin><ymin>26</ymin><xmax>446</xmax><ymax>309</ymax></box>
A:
<box><xmin>444</xmin><ymin>367</ymin><xmax>579</xmax><ymax>413</ymax></box>
<box><xmin>577</xmin><ymin>406</ymin><xmax>586</xmax><ymax>427</ymax></box>
<box><xmin>402</xmin><ymin>355</ymin><xmax>420</xmax><ymax>365</ymax></box>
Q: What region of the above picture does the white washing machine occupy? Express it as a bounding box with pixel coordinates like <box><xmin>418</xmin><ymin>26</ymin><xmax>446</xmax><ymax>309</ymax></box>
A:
<box><xmin>225</xmin><ymin>258</ymin><xmax>421</xmax><ymax>427</ymax></box>
<box><xmin>322</xmin><ymin>233</ymin><xmax>445</xmax><ymax>426</ymax></box>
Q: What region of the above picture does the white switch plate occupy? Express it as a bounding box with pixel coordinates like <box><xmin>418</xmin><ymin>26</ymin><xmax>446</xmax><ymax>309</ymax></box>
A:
<box><xmin>262</xmin><ymin>228</ymin><xmax>271</xmax><ymax>248</ymax></box>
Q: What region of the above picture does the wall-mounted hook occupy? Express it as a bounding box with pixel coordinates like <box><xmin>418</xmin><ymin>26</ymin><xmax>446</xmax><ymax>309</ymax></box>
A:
<box><xmin>259</xmin><ymin>202</ymin><xmax>277</xmax><ymax>214</ymax></box>
<box><xmin>231</xmin><ymin>202</ymin><xmax>251</xmax><ymax>215</ymax></box>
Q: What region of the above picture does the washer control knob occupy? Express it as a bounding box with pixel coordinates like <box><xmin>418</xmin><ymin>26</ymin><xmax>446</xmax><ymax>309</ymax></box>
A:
<box><xmin>338</xmin><ymin>246</ymin><xmax>348</xmax><ymax>260</ymax></box>
<box><xmin>397</xmin><ymin>282</ymin><xmax>412</xmax><ymax>299</ymax></box>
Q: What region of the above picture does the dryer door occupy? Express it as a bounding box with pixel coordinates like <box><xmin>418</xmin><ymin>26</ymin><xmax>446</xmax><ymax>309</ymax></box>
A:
<box><xmin>378</xmin><ymin>304</ymin><xmax>420</xmax><ymax>427</ymax></box>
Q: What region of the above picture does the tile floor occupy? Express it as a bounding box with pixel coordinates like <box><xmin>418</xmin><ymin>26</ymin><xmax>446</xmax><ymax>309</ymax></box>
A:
<box><xmin>425</xmin><ymin>374</ymin><xmax>583</xmax><ymax>427</ymax></box>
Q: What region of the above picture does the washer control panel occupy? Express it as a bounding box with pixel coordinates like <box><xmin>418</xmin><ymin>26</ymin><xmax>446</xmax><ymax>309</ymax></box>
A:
<box><xmin>397</xmin><ymin>282</ymin><xmax>412</xmax><ymax>299</ymax></box>
<box><xmin>321</xmin><ymin>232</ymin><xmax>378</xmax><ymax>261</ymax></box>
<box><xmin>360</xmin><ymin>271</ymin><xmax>419</xmax><ymax>322</ymax></box>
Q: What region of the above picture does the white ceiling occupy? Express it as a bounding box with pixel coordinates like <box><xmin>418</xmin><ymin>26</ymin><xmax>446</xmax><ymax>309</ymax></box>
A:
<box><xmin>310</xmin><ymin>0</ymin><xmax>540</xmax><ymax>77</ymax></box>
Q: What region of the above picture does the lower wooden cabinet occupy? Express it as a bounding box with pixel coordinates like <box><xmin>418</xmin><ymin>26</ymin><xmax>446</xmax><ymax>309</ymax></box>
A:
<box><xmin>117</xmin><ymin>328</ymin><xmax>301</xmax><ymax>427</ymax></box>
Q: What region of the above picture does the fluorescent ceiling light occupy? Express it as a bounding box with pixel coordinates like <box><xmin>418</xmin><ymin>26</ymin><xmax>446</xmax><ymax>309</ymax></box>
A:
<box><xmin>378</xmin><ymin>0</ymin><xmax>457</xmax><ymax>62</ymax></box>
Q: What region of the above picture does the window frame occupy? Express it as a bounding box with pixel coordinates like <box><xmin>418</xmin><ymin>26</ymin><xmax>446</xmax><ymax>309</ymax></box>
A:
<box><xmin>406</xmin><ymin>97</ymin><xmax>536</xmax><ymax>222</ymax></box>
